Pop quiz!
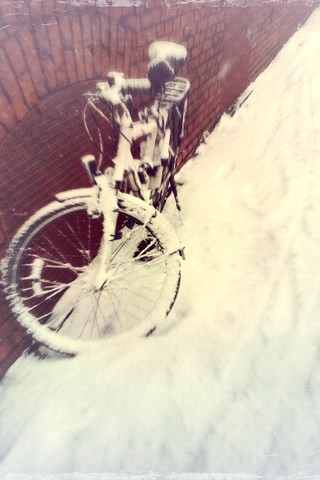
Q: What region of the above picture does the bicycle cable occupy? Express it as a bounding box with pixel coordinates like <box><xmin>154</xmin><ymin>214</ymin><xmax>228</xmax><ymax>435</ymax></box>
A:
<box><xmin>83</xmin><ymin>101</ymin><xmax>114</xmax><ymax>168</ymax></box>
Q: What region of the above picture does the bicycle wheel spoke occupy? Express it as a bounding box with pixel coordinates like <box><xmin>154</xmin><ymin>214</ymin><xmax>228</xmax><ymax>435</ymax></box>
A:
<box><xmin>54</xmin><ymin>307</ymin><xmax>75</xmax><ymax>333</ymax></box>
<box><xmin>64</xmin><ymin>220</ymin><xmax>92</xmax><ymax>263</ymax></box>
<box><xmin>109</xmin><ymin>254</ymin><xmax>169</xmax><ymax>283</ymax></box>
<box><xmin>100</xmin><ymin>289</ymin><xmax>150</xmax><ymax>315</ymax></box>
<box><xmin>46</xmin><ymin>287</ymin><xmax>94</xmax><ymax>330</ymax></box>
<box><xmin>104</xmin><ymin>285</ymin><xmax>125</xmax><ymax>332</ymax></box>
<box><xmin>111</xmin><ymin>223</ymin><xmax>150</xmax><ymax>263</ymax></box>
<box><xmin>117</xmin><ymin>282</ymin><xmax>162</xmax><ymax>296</ymax></box>
<box><xmin>89</xmin><ymin>293</ymin><xmax>102</xmax><ymax>338</ymax></box>
<box><xmin>95</xmin><ymin>297</ymin><xmax>111</xmax><ymax>335</ymax></box>
<box><xmin>24</xmin><ymin>283</ymin><xmax>68</xmax><ymax>307</ymax></box>
<box><xmin>40</xmin><ymin>234</ymin><xmax>71</xmax><ymax>266</ymax></box>
<box><xmin>87</xmin><ymin>214</ymin><xmax>93</xmax><ymax>260</ymax></box>
<box><xmin>26</xmin><ymin>244</ymin><xmax>62</xmax><ymax>265</ymax></box>
<box><xmin>22</xmin><ymin>261</ymin><xmax>83</xmax><ymax>273</ymax></box>
<box><xmin>53</xmin><ymin>223</ymin><xmax>90</xmax><ymax>264</ymax></box>
<box><xmin>115</xmin><ymin>285</ymin><xmax>157</xmax><ymax>304</ymax></box>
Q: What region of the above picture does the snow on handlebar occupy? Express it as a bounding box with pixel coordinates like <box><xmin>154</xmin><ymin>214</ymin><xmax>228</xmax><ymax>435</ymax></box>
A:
<box><xmin>96</xmin><ymin>73</ymin><xmax>151</xmax><ymax>106</ymax></box>
<box><xmin>96</xmin><ymin>81</ymin><xmax>122</xmax><ymax>106</ymax></box>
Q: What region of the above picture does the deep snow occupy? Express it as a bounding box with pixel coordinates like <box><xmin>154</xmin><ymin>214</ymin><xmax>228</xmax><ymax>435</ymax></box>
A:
<box><xmin>1</xmin><ymin>7</ymin><xmax>320</xmax><ymax>479</ymax></box>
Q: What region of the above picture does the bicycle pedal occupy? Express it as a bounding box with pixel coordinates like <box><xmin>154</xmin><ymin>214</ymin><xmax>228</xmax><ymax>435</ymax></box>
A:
<box><xmin>159</xmin><ymin>77</ymin><xmax>190</xmax><ymax>106</ymax></box>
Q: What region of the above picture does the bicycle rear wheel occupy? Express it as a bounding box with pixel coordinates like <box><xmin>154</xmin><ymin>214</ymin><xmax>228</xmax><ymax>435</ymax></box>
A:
<box><xmin>1</xmin><ymin>192</ymin><xmax>181</xmax><ymax>354</ymax></box>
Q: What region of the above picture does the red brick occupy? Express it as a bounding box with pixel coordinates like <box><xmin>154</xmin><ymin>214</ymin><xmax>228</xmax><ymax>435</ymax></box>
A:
<box><xmin>10</xmin><ymin>328</ymin><xmax>27</xmax><ymax>347</ymax></box>
<box><xmin>135</xmin><ymin>31</ymin><xmax>149</xmax><ymax>49</ymax></box>
<box><xmin>59</xmin><ymin>15</ymin><xmax>74</xmax><ymax>49</ymax></box>
<box><xmin>16</xmin><ymin>28</ymin><xmax>47</xmax><ymax>97</ymax></box>
<box><xmin>64</xmin><ymin>49</ymin><xmax>78</xmax><ymax>84</ymax></box>
<box><xmin>33</xmin><ymin>23</ymin><xmax>52</xmax><ymax>61</ymax></box>
<box><xmin>0</xmin><ymin>1</ymin><xmax>16</xmax><ymax>20</ymax></box>
<box><xmin>42</xmin><ymin>0</ymin><xmax>55</xmax><ymax>16</ymax></box>
<box><xmin>0</xmin><ymin>49</ymin><xmax>28</xmax><ymax>120</ymax></box>
<box><xmin>71</xmin><ymin>16</ymin><xmax>86</xmax><ymax>81</ymax></box>
<box><xmin>0</xmin><ymin>339</ymin><xmax>11</xmax><ymax>362</ymax></box>
<box><xmin>0</xmin><ymin>123</ymin><xmax>7</xmax><ymax>139</ymax></box>
<box><xmin>173</xmin><ymin>15</ymin><xmax>181</xmax><ymax>31</ymax></box>
<box><xmin>18</xmin><ymin>72</ymin><xmax>38</xmax><ymax>108</ymax></box>
<box><xmin>42</xmin><ymin>58</ymin><xmax>57</xmax><ymax>91</ymax></box>
<box><xmin>180</xmin><ymin>13</ymin><xmax>190</xmax><ymax>28</ymax></box>
<box><xmin>140</xmin><ymin>11</ymin><xmax>157</xmax><ymax>30</ymax></box>
<box><xmin>4</xmin><ymin>37</ymin><xmax>27</xmax><ymax>77</ymax></box>
<box><xmin>14</xmin><ymin>0</ymin><xmax>31</xmax><ymax>23</ymax></box>
<box><xmin>145</xmin><ymin>25</ymin><xmax>157</xmax><ymax>45</ymax></box>
<box><xmin>84</xmin><ymin>47</ymin><xmax>94</xmax><ymax>79</ymax></box>
<box><xmin>0</xmin><ymin>26</ymin><xmax>9</xmax><ymax>45</ymax></box>
<box><xmin>0</xmin><ymin>317</ymin><xmax>14</xmax><ymax>339</ymax></box>
<box><xmin>0</xmin><ymin>91</ymin><xmax>16</xmax><ymax>128</ymax></box>
<box><xmin>54</xmin><ymin>0</ymin><xmax>69</xmax><ymax>15</ymax></box>
<box><xmin>108</xmin><ymin>21</ymin><xmax>118</xmax><ymax>70</ymax></box>
<box><xmin>165</xmin><ymin>19</ymin><xmax>174</xmax><ymax>36</ymax></box>
<box><xmin>81</xmin><ymin>15</ymin><xmax>94</xmax><ymax>78</ymax></box>
<box><xmin>100</xmin><ymin>14</ymin><xmax>109</xmax><ymax>49</ymax></box>
<box><xmin>0</xmin><ymin>337</ymin><xmax>31</xmax><ymax>381</ymax></box>
<box><xmin>47</xmin><ymin>23</ymin><xmax>68</xmax><ymax>86</ymax></box>
<box><xmin>117</xmin><ymin>25</ymin><xmax>126</xmax><ymax>55</ymax></box>
<box><xmin>101</xmin><ymin>47</ymin><xmax>109</xmax><ymax>78</ymax></box>
<box><xmin>129</xmin><ymin>64</ymin><xmax>139</xmax><ymax>78</ymax></box>
<box><xmin>121</xmin><ymin>14</ymin><xmax>140</xmax><ymax>32</ymax></box>
<box><xmin>156</xmin><ymin>22</ymin><xmax>165</xmax><ymax>38</ymax></box>
<box><xmin>81</xmin><ymin>13</ymin><xmax>94</xmax><ymax>78</ymax></box>
<box><xmin>28</xmin><ymin>0</ymin><xmax>44</xmax><ymax>17</ymax></box>
<box><xmin>91</xmin><ymin>14</ymin><xmax>102</xmax><ymax>77</ymax></box>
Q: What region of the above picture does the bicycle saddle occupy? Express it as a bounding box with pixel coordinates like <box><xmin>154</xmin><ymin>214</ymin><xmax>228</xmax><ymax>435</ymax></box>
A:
<box><xmin>147</xmin><ymin>41</ymin><xmax>187</xmax><ymax>91</ymax></box>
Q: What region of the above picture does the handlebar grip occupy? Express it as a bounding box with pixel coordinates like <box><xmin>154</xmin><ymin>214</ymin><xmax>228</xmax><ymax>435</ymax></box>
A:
<box><xmin>96</xmin><ymin>81</ymin><xmax>122</xmax><ymax>105</ymax></box>
<box><xmin>123</xmin><ymin>78</ymin><xmax>151</xmax><ymax>94</ymax></box>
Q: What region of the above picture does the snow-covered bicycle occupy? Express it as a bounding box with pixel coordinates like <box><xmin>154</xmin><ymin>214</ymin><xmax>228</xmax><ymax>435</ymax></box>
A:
<box><xmin>1</xmin><ymin>42</ymin><xmax>190</xmax><ymax>354</ymax></box>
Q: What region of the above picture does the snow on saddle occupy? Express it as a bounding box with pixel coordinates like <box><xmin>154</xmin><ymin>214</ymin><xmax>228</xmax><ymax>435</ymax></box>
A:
<box><xmin>147</xmin><ymin>41</ymin><xmax>187</xmax><ymax>92</ymax></box>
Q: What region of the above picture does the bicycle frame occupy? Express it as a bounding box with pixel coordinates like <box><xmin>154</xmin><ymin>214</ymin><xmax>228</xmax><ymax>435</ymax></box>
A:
<box><xmin>55</xmin><ymin>104</ymin><xmax>170</xmax><ymax>291</ymax></box>
<box><xmin>112</xmin><ymin>112</ymin><xmax>159</xmax><ymax>201</ymax></box>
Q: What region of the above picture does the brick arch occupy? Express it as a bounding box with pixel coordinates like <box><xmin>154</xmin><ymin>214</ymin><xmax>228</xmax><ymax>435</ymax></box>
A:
<box><xmin>0</xmin><ymin>3</ymin><xmax>141</xmax><ymax>141</ymax></box>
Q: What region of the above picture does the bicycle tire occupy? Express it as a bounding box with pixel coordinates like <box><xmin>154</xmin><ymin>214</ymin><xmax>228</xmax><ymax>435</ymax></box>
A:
<box><xmin>1</xmin><ymin>191</ymin><xmax>181</xmax><ymax>354</ymax></box>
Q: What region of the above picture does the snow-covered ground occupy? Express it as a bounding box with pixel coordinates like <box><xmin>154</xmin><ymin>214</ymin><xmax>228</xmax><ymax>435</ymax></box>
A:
<box><xmin>1</xmin><ymin>7</ymin><xmax>320</xmax><ymax>479</ymax></box>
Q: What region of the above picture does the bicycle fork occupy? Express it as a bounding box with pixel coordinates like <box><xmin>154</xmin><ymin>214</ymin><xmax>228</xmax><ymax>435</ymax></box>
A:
<box><xmin>81</xmin><ymin>156</ymin><xmax>120</xmax><ymax>291</ymax></box>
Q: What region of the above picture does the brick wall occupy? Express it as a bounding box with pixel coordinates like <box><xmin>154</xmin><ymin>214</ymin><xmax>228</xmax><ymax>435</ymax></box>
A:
<box><xmin>0</xmin><ymin>0</ymin><xmax>319</xmax><ymax>379</ymax></box>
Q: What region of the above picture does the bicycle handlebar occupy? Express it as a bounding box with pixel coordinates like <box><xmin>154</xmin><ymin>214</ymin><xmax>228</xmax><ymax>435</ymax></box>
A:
<box><xmin>93</xmin><ymin>42</ymin><xmax>187</xmax><ymax>106</ymax></box>
<box><xmin>96</xmin><ymin>73</ymin><xmax>151</xmax><ymax>106</ymax></box>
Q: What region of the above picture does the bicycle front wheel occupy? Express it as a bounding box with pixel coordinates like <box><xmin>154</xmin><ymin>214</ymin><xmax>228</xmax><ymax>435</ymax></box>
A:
<box><xmin>2</xmin><ymin>193</ymin><xmax>181</xmax><ymax>354</ymax></box>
